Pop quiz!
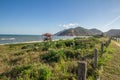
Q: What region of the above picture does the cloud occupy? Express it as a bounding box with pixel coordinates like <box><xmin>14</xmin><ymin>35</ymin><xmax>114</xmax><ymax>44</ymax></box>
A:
<box><xmin>104</xmin><ymin>16</ymin><xmax>120</xmax><ymax>27</ymax></box>
<box><xmin>59</xmin><ymin>23</ymin><xmax>79</xmax><ymax>28</ymax></box>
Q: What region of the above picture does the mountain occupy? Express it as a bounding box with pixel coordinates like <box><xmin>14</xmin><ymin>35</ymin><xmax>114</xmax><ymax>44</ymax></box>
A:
<box><xmin>55</xmin><ymin>29</ymin><xmax>66</xmax><ymax>36</ymax></box>
<box><xmin>105</xmin><ymin>29</ymin><xmax>120</xmax><ymax>37</ymax></box>
<box><xmin>55</xmin><ymin>27</ymin><xmax>102</xmax><ymax>36</ymax></box>
<box><xmin>89</xmin><ymin>28</ymin><xmax>102</xmax><ymax>35</ymax></box>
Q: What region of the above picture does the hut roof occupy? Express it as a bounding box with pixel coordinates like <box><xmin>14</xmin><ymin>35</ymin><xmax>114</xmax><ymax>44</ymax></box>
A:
<box><xmin>43</xmin><ymin>33</ymin><xmax>52</xmax><ymax>37</ymax></box>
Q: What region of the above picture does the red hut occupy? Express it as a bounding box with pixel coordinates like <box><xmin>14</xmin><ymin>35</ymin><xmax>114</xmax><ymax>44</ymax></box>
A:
<box><xmin>43</xmin><ymin>33</ymin><xmax>52</xmax><ymax>41</ymax></box>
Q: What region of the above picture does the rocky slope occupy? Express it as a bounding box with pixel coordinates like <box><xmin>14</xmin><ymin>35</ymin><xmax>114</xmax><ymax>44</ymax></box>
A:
<box><xmin>55</xmin><ymin>27</ymin><xmax>102</xmax><ymax>36</ymax></box>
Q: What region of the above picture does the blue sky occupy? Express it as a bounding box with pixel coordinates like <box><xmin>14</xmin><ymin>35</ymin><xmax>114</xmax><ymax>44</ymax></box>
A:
<box><xmin>0</xmin><ymin>0</ymin><xmax>120</xmax><ymax>35</ymax></box>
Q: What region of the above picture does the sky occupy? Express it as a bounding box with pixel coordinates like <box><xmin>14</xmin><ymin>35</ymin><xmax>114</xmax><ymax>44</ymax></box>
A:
<box><xmin>0</xmin><ymin>0</ymin><xmax>120</xmax><ymax>35</ymax></box>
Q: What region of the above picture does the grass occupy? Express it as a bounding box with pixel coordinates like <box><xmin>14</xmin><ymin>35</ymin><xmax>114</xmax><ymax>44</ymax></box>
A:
<box><xmin>0</xmin><ymin>37</ymin><xmax>118</xmax><ymax>80</ymax></box>
<box><xmin>101</xmin><ymin>41</ymin><xmax>120</xmax><ymax>80</ymax></box>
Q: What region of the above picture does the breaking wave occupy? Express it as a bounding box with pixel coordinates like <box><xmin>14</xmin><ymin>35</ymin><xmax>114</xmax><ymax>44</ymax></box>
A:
<box><xmin>0</xmin><ymin>38</ymin><xmax>15</xmax><ymax>40</ymax></box>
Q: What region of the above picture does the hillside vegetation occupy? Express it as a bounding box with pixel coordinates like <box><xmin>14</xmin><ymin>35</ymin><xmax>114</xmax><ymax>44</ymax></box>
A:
<box><xmin>55</xmin><ymin>27</ymin><xmax>102</xmax><ymax>36</ymax></box>
<box><xmin>105</xmin><ymin>29</ymin><xmax>120</xmax><ymax>37</ymax></box>
<box><xmin>55</xmin><ymin>26</ymin><xmax>120</xmax><ymax>37</ymax></box>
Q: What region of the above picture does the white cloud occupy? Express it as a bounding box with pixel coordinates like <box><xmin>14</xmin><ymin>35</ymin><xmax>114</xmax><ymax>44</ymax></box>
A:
<box><xmin>59</xmin><ymin>23</ymin><xmax>79</xmax><ymax>28</ymax></box>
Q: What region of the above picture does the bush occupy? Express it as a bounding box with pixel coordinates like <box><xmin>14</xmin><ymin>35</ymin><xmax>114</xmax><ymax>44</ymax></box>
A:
<box><xmin>74</xmin><ymin>37</ymin><xmax>98</xmax><ymax>49</ymax></box>
<box><xmin>64</xmin><ymin>49</ymin><xmax>75</xmax><ymax>59</ymax></box>
<box><xmin>7</xmin><ymin>65</ymin><xmax>33</xmax><ymax>78</ymax></box>
<box><xmin>87</xmin><ymin>64</ymin><xmax>99</xmax><ymax>80</ymax></box>
<box><xmin>42</xmin><ymin>46</ymin><xmax>49</xmax><ymax>51</ymax></box>
<box><xmin>38</xmin><ymin>66</ymin><xmax>51</xmax><ymax>80</ymax></box>
<box><xmin>55</xmin><ymin>41</ymin><xmax>64</xmax><ymax>48</ymax></box>
<box><xmin>74</xmin><ymin>39</ymin><xmax>86</xmax><ymax>49</ymax></box>
<box><xmin>64</xmin><ymin>40</ymin><xmax>74</xmax><ymax>47</ymax></box>
<box><xmin>21</xmin><ymin>45</ymin><xmax>34</xmax><ymax>49</ymax></box>
<box><xmin>41</xmin><ymin>49</ymin><xmax>64</xmax><ymax>62</ymax></box>
<box><xmin>2</xmin><ymin>64</ymin><xmax>51</xmax><ymax>80</ymax></box>
<box><xmin>42</xmin><ymin>42</ymin><xmax>52</xmax><ymax>51</ymax></box>
<box><xmin>74</xmin><ymin>49</ymin><xmax>82</xmax><ymax>58</ymax></box>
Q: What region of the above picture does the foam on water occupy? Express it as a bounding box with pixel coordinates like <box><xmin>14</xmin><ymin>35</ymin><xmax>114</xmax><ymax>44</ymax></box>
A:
<box><xmin>0</xmin><ymin>35</ymin><xmax>75</xmax><ymax>44</ymax></box>
<box><xmin>0</xmin><ymin>35</ymin><xmax>90</xmax><ymax>45</ymax></box>
<box><xmin>0</xmin><ymin>38</ymin><xmax>15</xmax><ymax>40</ymax></box>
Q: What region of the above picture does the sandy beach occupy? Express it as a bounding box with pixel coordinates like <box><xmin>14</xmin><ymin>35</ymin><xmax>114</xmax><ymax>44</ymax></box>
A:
<box><xmin>0</xmin><ymin>39</ymin><xmax>63</xmax><ymax>45</ymax></box>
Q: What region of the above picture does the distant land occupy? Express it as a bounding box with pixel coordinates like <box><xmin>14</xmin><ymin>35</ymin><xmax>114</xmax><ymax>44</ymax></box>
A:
<box><xmin>0</xmin><ymin>27</ymin><xmax>120</xmax><ymax>37</ymax></box>
<box><xmin>55</xmin><ymin>26</ymin><xmax>120</xmax><ymax>37</ymax></box>
<box><xmin>105</xmin><ymin>29</ymin><xmax>120</xmax><ymax>37</ymax></box>
<box><xmin>55</xmin><ymin>27</ymin><xmax>102</xmax><ymax>36</ymax></box>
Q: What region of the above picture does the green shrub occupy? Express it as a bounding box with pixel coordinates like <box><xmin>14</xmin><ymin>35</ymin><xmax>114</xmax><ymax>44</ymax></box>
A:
<box><xmin>38</xmin><ymin>66</ymin><xmax>51</xmax><ymax>80</ymax></box>
<box><xmin>64</xmin><ymin>49</ymin><xmax>75</xmax><ymax>59</ymax></box>
<box><xmin>42</xmin><ymin>46</ymin><xmax>49</xmax><ymax>51</ymax></box>
<box><xmin>34</xmin><ymin>43</ymin><xmax>41</xmax><ymax>46</ymax></box>
<box><xmin>74</xmin><ymin>49</ymin><xmax>82</xmax><ymax>58</ymax></box>
<box><xmin>89</xmin><ymin>42</ymin><xmax>95</xmax><ymax>48</ymax></box>
<box><xmin>107</xmin><ymin>48</ymin><xmax>115</xmax><ymax>54</ymax></box>
<box><xmin>33</xmin><ymin>47</ymin><xmax>40</xmax><ymax>51</ymax></box>
<box><xmin>16</xmin><ymin>77</ymin><xmax>24</xmax><ymax>80</ymax></box>
<box><xmin>42</xmin><ymin>42</ymin><xmax>52</xmax><ymax>51</ymax></box>
<box><xmin>3</xmin><ymin>65</ymin><xmax>33</xmax><ymax>79</ymax></box>
<box><xmin>55</xmin><ymin>41</ymin><xmax>64</xmax><ymax>48</ymax></box>
<box><xmin>14</xmin><ymin>52</ymin><xmax>25</xmax><ymax>56</ymax></box>
<box><xmin>2</xmin><ymin>64</ymin><xmax>51</xmax><ymax>80</ymax></box>
<box><xmin>87</xmin><ymin>65</ymin><xmax>99</xmax><ymax>80</ymax></box>
<box><xmin>64</xmin><ymin>40</ymin><xmax>74</xmax><ymax>47</ymax></box>
<box><xmin>21</xmin><ymin>45</ymin><xmax>34</xmax><ymax>49</ymax></box>
<box><xmin>41</xmin><ymin>49</ymin><xmax>64</xmax><ymax>62</ymax></box>
<box><xmin>74</xmin><ymin>40</ymin><xmax>86</xmax><ymax>49</ymax></box>
<box><xmin>74</xmin><ymin>40</ymin><xmax>95</xmax><ymax>49</ymax></box>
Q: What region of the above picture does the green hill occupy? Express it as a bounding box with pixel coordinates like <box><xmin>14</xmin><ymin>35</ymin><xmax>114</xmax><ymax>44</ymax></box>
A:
<box><xmin>55</xmin><ymin>27</ymin><xmax>102</xmax><ymax>36</ymax></box>
<box><xmin>105</xmin><ymin>29</ymin><xmax>120</xmax><ymax>37</ymax></box>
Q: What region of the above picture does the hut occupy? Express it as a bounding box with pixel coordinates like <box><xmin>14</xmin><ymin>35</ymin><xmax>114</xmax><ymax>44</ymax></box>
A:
<box><xmin>43</xmin><ymin>33</ymin><xmax>52</xmax><ymax>41</ymax></box>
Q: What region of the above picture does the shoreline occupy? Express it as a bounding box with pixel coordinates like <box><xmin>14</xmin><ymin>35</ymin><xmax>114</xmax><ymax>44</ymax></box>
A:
<box><xmin>0</xmin><ymin>40</ymin><xmax>43</xmax><ymax>45</ymax></box>
<box><xmin>0</xmin><ymin>39</ymin><xmax>63</xmax><ymax>45</ymax></box>
<box><xmin>0</xmin><ymin>36</ymin><xmax>91</xmax><ymax>45</ymax></box>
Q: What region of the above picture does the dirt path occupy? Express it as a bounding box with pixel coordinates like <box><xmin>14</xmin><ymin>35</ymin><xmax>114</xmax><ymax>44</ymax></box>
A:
<box><xmin>113</xmin><ymin>41</ymin><xmax>120</xmax><ymax>47</ymax></box>
<box><xmin>101</xmin><ymin>41</ymin><xmax>120</xmax><ymax>80</ymax></box>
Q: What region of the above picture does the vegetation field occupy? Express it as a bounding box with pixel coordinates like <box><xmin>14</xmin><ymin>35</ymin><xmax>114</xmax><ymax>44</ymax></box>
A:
<box><xmin>101</xmin><ymin>41</ymin><xmax>120</xmax><ymax>80</ymax></box>
<box><xmin>0</xmin><ymin>37</ymin><xmax>116</xmax><ymax>80</ymax></box>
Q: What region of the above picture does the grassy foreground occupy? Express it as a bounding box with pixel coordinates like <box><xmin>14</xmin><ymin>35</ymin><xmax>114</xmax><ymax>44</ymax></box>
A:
<box><xmin>101</xmin><ymin>41</ymin><xmax>120</xmax><ymax>80</ymax></box>
<box><xmin>0</xmin><ymin>37</ymin><xmax>118</xmax><ymax>80</ymax></box>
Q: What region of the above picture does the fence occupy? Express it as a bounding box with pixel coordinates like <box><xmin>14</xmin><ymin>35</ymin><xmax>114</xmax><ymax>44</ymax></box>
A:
<box><xmin>112</xmin><ymin>37</ymin><xmax>120</xmax><ymax>42</ymax></box>
<box><xmin>78</xmin><ymin>38</ymin><xmax>111</xmax><ymax>80</ymax></box>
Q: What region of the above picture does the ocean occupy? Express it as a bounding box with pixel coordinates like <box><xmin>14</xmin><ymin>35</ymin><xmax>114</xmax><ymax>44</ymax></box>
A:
<box><xmin>0</xmin><ymin>35</ymin><xmax>75</xmax><ymax>45</ymax></box>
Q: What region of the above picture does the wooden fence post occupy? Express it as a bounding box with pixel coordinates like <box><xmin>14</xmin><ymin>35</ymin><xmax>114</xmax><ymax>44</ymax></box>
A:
<box><xmin>94</xmin><ymin>48</ymin><xmax>98</xmax><ymax>68</ymax></box>
<box><xmin>109</xmin><ymin>37</ymin><xmax>111</xmax><ymax>43</ymax></box>
<box><xmin>78</xmin><ymin>61</ymin><xmax>87</xmax><ymax>80</ymax></box>
<box><xmin>105</xmin><ymin>41</ymin><xmax>108</xmax><ymax>47</ymax></box>
<box><xmin>101</xmin><ymin>43</ymin><xmax>104</xmax><ymax>56</ymax></box>
<box><xmin>117</xmin><ymin>38</ymin><xmax>119</xmax><ymax>42</ymax></box>
<box><xmin>108</xmin><ymin>38</ymin><xmax>111</xmax><ymax>45</ymax></box>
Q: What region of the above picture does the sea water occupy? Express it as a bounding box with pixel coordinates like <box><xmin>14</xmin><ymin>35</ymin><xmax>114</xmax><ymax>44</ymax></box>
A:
<box><xmin>0</xmin><ymin>35</ymin><xmax>75</xmax><ymax>44</ymax></box>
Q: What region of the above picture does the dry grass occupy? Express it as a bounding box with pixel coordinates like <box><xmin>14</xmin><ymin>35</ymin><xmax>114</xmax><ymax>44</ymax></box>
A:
<box><xmin>0</xmin><ymin>38</ymin><xmax>118</xmax><ymax>80</ymax></box>
<box><xmin>101</xmin><ymin>41</ymin><xmax>120</xmax><ymax>80</ymax></box>
<box><xmin>0</xmin><ymin>43</ymin><xmax>41</xmax><ymax>74</ymax></box>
